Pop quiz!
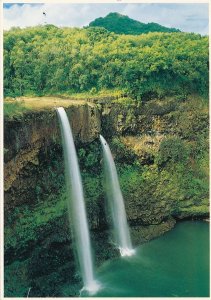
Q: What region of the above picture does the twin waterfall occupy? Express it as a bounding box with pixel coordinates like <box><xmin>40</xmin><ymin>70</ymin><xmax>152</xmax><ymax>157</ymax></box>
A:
<box><xmin>100</xmin><ymin>135</ymin><xmax>135</xmax><ymax>257</ymax></box>
<box><xmin>57</xmin><ymin>107</ymin><xmax>134</xmax><ymax>295</ymax></box>
<box><xmin>56</xmin><ymin>108</ymin><xmax>100</xmax><ymax>295</ymax></box>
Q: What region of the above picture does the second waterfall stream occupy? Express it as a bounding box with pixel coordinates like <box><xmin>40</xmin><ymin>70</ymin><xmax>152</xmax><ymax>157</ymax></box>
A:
<box><xmin>100</xmin><ymin>135</ymin><xmax>135</xmax><ymax>256</ymax></box>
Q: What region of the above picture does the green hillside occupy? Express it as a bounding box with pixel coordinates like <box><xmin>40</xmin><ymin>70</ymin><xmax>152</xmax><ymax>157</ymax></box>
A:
<box><xmin>4</xmin><ymin>25</ymin><xmax>208</xmax><ymax>100</ymax></box>
<box><xmin>88</xmin><ymin>12</ymin><xmax>180</xmax><ymax>35</ymax></box>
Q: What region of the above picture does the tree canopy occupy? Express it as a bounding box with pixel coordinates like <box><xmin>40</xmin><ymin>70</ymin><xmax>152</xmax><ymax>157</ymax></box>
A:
<box><xmin>4</xmin><ymin>24</ymin><xmax>208</xmax><ymax>99</ymax></box>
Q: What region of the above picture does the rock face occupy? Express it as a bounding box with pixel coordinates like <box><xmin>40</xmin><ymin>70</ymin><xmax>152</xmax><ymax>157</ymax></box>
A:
<box><xmin>4</xmin><ymin>97</ymin><xmax>209</xmax><ymax>297</ymax></box>
<box><xmin>4</xmin><ymin>103</ymin><xmax>100</xmax><ymax>208</ymax></box>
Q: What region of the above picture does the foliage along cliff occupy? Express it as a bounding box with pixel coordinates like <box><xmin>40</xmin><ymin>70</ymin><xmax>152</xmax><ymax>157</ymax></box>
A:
<box><xmin>4</xmin><ymin>94</ymin><xmax>209</xmax><ymax>297</ymax></box>
<box><xmin>88</xmin><ymin>12</ymin><xmax>180</xmax><ymax>35</ymax></box>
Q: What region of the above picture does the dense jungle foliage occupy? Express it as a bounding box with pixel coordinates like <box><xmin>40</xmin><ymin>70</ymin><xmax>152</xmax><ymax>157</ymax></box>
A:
<box><xmin>89</xmin><ymin>13</ymin><xmax>180</xmax><ymax>35</ymax></box>
<box><xmin>4</xmin><ymin>24</ymin><xmax>208</xmax><ymax>99</ymax></box>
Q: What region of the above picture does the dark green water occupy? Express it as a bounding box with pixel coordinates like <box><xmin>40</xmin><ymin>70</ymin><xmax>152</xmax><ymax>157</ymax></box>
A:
<box><xmin>94</xmin><ymin>221</ymin><xmax>209</xmax><ymax>297</ymax></box>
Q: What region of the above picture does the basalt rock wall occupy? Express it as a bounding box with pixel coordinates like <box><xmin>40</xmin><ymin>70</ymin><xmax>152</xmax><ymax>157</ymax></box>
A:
<box><xmin>4</xmin><ymin>103</ymin><xmax>100</xmax><ymax>209</ymax></box>
<box><xmin>4</xmin><ymin>97</ymin><xmax>209</xmax><ymax>297</ymax></box>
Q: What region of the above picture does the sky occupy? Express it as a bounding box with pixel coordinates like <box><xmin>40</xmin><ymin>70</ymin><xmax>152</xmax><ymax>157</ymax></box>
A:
<box><xmin>3</xmin><ymin>2</ymin><xmax>209</xmax><ymax>35</ymax></box>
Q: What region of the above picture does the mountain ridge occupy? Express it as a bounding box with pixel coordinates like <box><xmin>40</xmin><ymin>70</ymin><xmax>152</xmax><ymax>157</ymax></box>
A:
<box><xmin>88</xmin><ymin>12</ymin><xmax>180</xmax><ymax>35</ymax></box>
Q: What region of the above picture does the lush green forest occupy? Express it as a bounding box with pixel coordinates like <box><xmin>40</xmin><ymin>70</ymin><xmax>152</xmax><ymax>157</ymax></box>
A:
<box><xmin>88</xmin><ymin>12</ymin><xmax>180</xmax><ymax>35</ymax></box>
<box><xmin>4</xmin><ymin>24</ymin><xmax>208</xmax><ymax>100</ymax></box>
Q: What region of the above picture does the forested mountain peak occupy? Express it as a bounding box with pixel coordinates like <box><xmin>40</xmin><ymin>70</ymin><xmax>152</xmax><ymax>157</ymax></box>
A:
<box><xmin>88</xmin><ymin>12</ymin><xmax>180</xmax><ymax>35</ymax></box>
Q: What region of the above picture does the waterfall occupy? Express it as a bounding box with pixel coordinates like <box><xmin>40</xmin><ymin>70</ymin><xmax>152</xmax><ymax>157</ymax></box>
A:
<box><xmin>56</xmin><ymin>107</ymin><xmax>100</xmax><ymax>295</ymax></box>
<box><xmin>100</xmin><ymin>135</ymin><xmax>135</xmax><ymax>257</ymax></box>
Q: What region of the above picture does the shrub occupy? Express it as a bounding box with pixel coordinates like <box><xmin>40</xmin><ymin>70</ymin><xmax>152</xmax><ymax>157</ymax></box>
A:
<box><xmin>157</xmin><ymin>137</ymin><xmax>189</xmax><ymax>168</ymax></box>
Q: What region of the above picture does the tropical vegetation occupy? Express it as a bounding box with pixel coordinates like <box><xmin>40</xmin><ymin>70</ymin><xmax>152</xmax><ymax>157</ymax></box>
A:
<box><xmin>4</xmin><ymin>24</ymin><xmax>208</xmax><ymax>100</ymax></box>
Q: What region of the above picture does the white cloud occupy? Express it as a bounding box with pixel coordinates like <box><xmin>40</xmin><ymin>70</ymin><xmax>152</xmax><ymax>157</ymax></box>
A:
<box><xmin>4</xmin><ymin>4</ymin><xmax>44</xmax><ymax>29</ymax></box>
<box><xmin>3</xmin><ymin>3</ymin><xmax>209</xmax><ymax>35</ymax></box>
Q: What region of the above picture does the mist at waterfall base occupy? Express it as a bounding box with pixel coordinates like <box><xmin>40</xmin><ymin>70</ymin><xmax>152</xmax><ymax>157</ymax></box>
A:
<box><xmin>100</xmin><ymin>135</ymin><xmax>135</xmax><ymax>257</ymax></box>
<box><xmin>56</xmin><ymin>107</ymin><xmax>100</xmax><ymax>295</ymax></box>
<box><xmin>93</xmin><ymin>221</ymin><xmax>209</xmax><ymax>297</ymax></box>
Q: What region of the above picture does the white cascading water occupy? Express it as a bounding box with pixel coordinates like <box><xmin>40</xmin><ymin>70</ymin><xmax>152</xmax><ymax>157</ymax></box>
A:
<box><xmin>100</xmin><ymin>135</ymin><xmax>135</xmax><ymax>257</ymax></box>
<box><xmin>56</xmin><ymin>107</ymin><xmax>100</xmax><ymax>295</ymax></box>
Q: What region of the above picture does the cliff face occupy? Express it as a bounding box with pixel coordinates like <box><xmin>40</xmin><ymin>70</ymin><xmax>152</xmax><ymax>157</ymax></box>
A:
<box><xmin>4</xmin><ymin>96</ymin><xmax>209</xmax><ymax>297</ymax></box>
<box><xmin>4</xmin><ymin>103</ymin><xmax>100</xmax><ymax>207</ymax></box>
